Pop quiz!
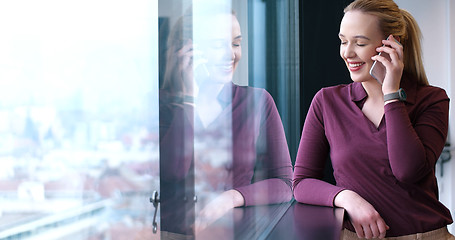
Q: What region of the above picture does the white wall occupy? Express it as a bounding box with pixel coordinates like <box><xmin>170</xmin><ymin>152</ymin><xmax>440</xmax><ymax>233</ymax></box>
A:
<box><xmin>395</xmin><ymin>0</ymin><xmax>455</xmax><ymax>234</ymax></box>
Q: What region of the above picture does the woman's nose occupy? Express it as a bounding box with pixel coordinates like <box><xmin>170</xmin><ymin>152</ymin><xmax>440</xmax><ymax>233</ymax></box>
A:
<box><xmin>222</xmin><ymin>45</ymin><xmax>234</xmax><ymax>60</ymax></box>
<box><xmin>343</xmin><ymin>44</ymin><xmax>355</xmax><ymax>59</ymax></box>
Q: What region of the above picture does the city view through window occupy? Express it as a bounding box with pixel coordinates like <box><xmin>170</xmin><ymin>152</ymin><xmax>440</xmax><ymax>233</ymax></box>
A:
<box><xmin>0</xmin><ymin>1</ymin><xmax>160</xmax><ymax>239</ymax></box>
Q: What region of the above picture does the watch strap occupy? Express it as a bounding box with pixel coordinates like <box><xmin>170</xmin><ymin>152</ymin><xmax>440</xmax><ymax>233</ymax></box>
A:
<box><xmin>384</xmin><ymin>88</ymin><xmax>406</xmax><ymax>102</ymax></box>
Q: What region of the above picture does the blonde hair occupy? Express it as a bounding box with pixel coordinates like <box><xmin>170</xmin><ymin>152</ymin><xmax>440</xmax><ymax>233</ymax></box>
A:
<box><xmin>344</xmin><ymin>0</ymin><xmax>428</xmax><ymax>85</ymax></box>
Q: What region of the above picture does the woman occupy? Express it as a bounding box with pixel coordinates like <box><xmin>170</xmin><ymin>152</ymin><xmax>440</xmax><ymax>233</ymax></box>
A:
<box><xmin>159</xmin><ymin>4</ymin><xmax>293</xmax><ymax>236</ymax></box>
<box><xmin>293</xmin><ymin>0</ymin><xmax>454</xmax><ymax>239</ymax></box>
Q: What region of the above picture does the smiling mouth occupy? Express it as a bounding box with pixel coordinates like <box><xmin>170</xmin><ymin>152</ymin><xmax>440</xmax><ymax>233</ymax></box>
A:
<box><xmin>348</xmin><ymin>62</ymin><xmax>365</xmax><ymax>68</ymax></box>
<box><xmin>219</xmin><ymin>65</ymin><xmax>233</xmax><ymax>71</ymax></box>
<box><xmin>215</xmin><ymin>62</ymin><xmax>234</xmax><ymax>72</ymax></box>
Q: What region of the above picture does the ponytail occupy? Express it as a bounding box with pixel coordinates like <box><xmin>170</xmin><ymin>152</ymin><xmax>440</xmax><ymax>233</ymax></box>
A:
<box><xmin>400</xmin><ymin>9</ymin><xmax>428</xmax><ymax>85</ymax></box>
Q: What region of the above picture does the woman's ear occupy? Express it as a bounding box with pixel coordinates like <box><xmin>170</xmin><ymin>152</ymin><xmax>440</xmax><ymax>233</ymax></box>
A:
<box><xmin>394</xmin><ymin>36</ymin><xmax>402</xmax><ymax>46</ymax></box>
<box><xmin>388</xmin><ymin>34</ymin><xmax>401</xmax><ymax>45</ymax></box>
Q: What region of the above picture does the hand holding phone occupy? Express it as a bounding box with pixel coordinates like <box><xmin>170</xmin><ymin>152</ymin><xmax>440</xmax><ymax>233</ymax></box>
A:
<box><xmin>193</xmin><ymin>57</ymin><xmax>209</xmax><ymax>81</ymax></box>
<box><xmin>370</xmin><ymin>36</ymin><xmax>400</xmax><ymax>85</ymax></box>
<box><xmin>369</xmin><ymin>44</ymin><xmax>391</xmax><ymax>85</ymax></box>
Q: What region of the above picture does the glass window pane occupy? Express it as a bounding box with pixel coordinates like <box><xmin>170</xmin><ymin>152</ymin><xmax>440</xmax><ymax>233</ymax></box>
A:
<box><xmin>158</xmin><ymin>0</ymin><xmax>298</xmax><ymax>239</ymax></box>
<box><xmin>0</xmin><ymin>1</ymin><xmax>160</xmax><ymax>239</ymax></box>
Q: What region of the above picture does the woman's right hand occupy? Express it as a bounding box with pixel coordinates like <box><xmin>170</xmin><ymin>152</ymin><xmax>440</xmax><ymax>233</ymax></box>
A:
<box><xmin>169</xmin><ymin>39</ymin><xmax>210</xmax><ymax>98</ymax></box>
<box><xmin>334</xmin><ymin>190</ymin><xmax>389</xmax><ymax>239</ymax></box>
<box><xmin>165</xmin><ymin>39</ymin><xmax>198</xmax><ymax>97</ymax></box>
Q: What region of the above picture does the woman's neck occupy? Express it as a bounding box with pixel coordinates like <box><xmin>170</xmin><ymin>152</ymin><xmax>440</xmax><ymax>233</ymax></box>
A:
<box><xmin>196</xmin><ymin>81</ymin><xmax>228</xmax><ymax>101</ymax></box>
<box><xmin>361</xmin><ymin>80</ymin><xmax>385</xmax><ymax>128</ymax></box>
<box><xmin>194</xmin><ymin>81</ymin><xmax>230</xmax><ymax>128</ymax></box>
<box><xmin>361</xmin><ymin>80</ymin><xmax>383</xmax><ymax>101</ymax></box>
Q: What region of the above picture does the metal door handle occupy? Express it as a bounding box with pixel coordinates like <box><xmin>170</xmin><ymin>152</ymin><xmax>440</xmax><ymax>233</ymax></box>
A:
<box><xmin>150</xmin><ymin>190</ymin><xmax>160</xmax><ymax>233</ymax></box>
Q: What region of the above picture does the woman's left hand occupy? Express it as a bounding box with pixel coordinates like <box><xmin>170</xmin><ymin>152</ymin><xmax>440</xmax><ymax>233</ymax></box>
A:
<box><xmin>195</xmin><ymin>190</ymin><xmax>245</xmax><ymax>233</ymax></box>
<box><xmin>371</xmin><ymin>34</ymin><xmax>404</xmax><ymax>95</ymax></box>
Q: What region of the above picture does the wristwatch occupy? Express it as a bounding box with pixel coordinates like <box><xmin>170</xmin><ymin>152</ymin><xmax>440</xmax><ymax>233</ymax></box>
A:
<box><xmin>384</xmin><ymin>88</ymin><xmax>407</xmax><ymax>102</ymax></box>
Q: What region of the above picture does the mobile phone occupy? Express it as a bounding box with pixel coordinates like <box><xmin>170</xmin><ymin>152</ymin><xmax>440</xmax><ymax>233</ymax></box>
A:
<box><xmin>189</xmin><ymin>43</ymin><xmax>209</xmax><ymax>82</ymax></box>
<box><xmin>194</xmin><ymin>58</ymin><xmax>209</xmax><ymax>81</ymax></box>
<box><xmin>369</xmin><ymin>48</ymin><xmax>391</xmax><ymax>85</ymax></box>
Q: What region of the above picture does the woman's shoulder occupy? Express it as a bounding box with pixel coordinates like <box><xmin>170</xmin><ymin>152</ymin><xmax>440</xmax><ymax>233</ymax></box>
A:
<box><xmin>313</xmin><ymin>83</ymin><xmax>353</xmax><ymax>102</ymax></box>
<box><xmin>417</xmin><ymin>84</ymin><xmax>449</xmax><ymax>99</ymax></box>
<box><xmin>233</xmin><ymin>83</ymin><xmax>267</xmax><ymax>94</ymax></box>
<box><xmin>410</xmin><ymin>84</ymin><xmax>450</xmax><ymax>107</ymax></box>
<box><xmin>319</xmin><ymin>83</ymin><xmax>351</xmax><ymax>93</ymax></box>
<box><xmin>232</xmin><ymin>84</ymin><xmax>274</xmax><ymax>103</ymax></box>
<box><xmin>402</xmin><ymin>74</ymin><xmax>449</xmax><ymax>104</ymax></box>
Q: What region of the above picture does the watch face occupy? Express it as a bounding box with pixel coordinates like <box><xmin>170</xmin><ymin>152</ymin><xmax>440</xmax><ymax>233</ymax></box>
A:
<box><xmin>399</xmin><ymin>88</ymin><xmax>407</xmax><ymax>101</ymax></box>
<box><xmin>383</xmin><ymin>88</ymin><xmax>407</xmax><ymax>102</ymax></box>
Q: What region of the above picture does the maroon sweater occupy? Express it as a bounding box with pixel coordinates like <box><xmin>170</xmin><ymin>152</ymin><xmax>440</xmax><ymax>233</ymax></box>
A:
<box><xmin>293</xmin><ymin>77</ymin><xmax>452</xmax><ymax>237</ymax></box>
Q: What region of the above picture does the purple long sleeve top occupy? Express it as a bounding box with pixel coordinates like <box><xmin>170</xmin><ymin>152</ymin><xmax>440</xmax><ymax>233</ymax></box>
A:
<box><xmin>293</xmin><ymin>76</ymin><xmax>453</xmax><ymax>237</ymax></box>
<box><xmin>160</xmin><ymin>83</ymin><xmax>293</xmax><ymax>206</ymax></box>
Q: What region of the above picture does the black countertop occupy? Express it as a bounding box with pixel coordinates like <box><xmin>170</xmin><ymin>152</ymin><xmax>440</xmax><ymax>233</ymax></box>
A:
<box><xmin>195</xmin><ymin>200</ymin><xmax>345</xmax><ymax>240</ymax></box>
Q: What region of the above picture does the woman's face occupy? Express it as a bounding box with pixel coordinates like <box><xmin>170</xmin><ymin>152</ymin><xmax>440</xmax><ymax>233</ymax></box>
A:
<box><xmin>196</xmin><ymin>14</ymin><xmax>242</xmax><ymax>84</ymax></box>
<box><xmin>339</xmin><ymin>11</ymin><xmax>384</xmax><ymax>83</ymax></box>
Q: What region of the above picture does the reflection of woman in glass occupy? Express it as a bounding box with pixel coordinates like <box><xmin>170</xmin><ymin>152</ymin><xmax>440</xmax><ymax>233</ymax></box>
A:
<box><xmin>159</xmin><ymin>4</ymin><xmax>293</xmax><ymax>236</ymax></box>
<box><xmin>293</xmin><ymin>0</ymin><xmax>454</xmax><ymax>239</ymax></box>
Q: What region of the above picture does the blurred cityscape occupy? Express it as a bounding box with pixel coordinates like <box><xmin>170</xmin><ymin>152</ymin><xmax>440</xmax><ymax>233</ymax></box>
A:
<box><xmin>0</xmin><ymin>93</ymin><xmax>161</xmax><ymax>240</ymax></box>
<box><xmin>0</xmin><ymin>1</ymin><xmax>163</xmax><ymax>239</ymax></box>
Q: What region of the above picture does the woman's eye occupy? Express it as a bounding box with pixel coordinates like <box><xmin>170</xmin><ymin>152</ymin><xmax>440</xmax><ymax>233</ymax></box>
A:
<box><xmin>210</xmin><ymin>40</ymin><xmax>225</xmax><ymax>49</ymax></box>
<box><xmin>357</xmin><ymin>43</ymin><xmax>366</xmax><ymax>47</ymax></box>
<box><xmin>340</xmin><ymin>41</ymin><xmax>347</xmax><ymax>45</ymax></box>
